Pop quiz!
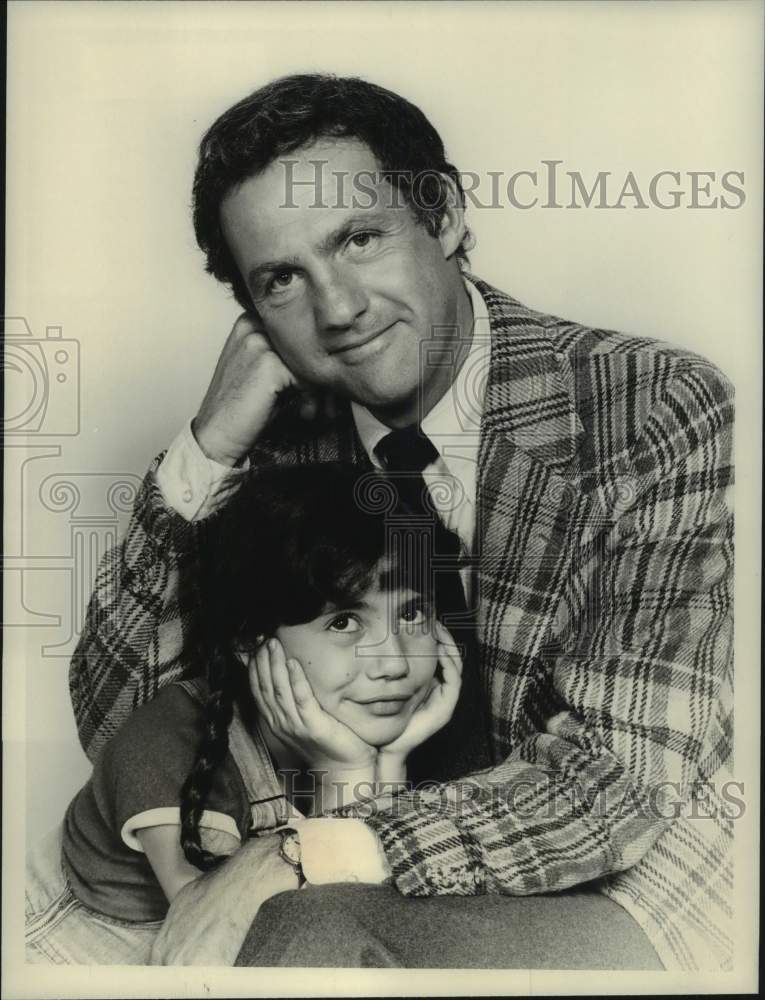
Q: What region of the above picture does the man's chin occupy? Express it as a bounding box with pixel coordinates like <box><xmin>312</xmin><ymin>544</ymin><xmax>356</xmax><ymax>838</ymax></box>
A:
<box><xmin>348</xmin><ymin>380</ymin><xmax>420</xmax><ymax>421</ymax></box>
<box><xmin>338</xmin><ymin>346</ymin><xmax>421</xmax><ymax>413</ymax></box>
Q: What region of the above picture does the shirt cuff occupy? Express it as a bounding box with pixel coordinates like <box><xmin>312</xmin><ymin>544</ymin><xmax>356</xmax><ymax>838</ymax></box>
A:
<box><xmin>155</xmin><ymin>420</ymin><xmax>250</xmax><ymax>521</ymax></box>
<box><xmin>121</xmin><ymin>807</ymin><xmax>241</xmax><ymax>852</ymax></box>
<box><xmin>295</xmin><ymin>818</ymin><xmax>391</xmax><ymax>885</ymax></box>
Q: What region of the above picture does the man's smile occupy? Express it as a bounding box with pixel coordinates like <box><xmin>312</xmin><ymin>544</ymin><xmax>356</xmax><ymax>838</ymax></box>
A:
<box><xmin>328</xmin><ymin>322</ymin><xmax>398</xmax><ymax>363</ymax></box>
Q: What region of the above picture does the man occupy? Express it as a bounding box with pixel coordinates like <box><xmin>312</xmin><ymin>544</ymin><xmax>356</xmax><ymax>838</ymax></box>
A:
<box><xmin>70</xmin><ymin>74</ymin><xmax>734</xmax><ymax>971</ymax></box>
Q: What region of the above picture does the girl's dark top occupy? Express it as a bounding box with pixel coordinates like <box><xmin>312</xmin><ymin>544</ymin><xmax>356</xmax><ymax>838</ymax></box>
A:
<box><xmin>61</xmin><ymin>684</ymin><xmax>250</xmax><ymax>922</ymax></box>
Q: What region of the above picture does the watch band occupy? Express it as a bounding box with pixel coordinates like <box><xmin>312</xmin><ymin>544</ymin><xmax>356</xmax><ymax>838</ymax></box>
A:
<box><xmin>277</xmin><ymin>827</ymin><xmax>306</xmax><ymax>887</ymax></box>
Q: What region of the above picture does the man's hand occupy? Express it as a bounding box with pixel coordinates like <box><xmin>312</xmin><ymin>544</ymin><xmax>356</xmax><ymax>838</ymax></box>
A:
<box><xmin>149</xmin><ymin>834</ymin><xmax>298</xmax><ymax>966</ymax></box>
<box><xmin>247</xmin><ymin>638</ymin><xmax>378</xmax><ymax>772</ymax></box>
<box><xmin>192</xmin><ymin>313</ymin><xmax>300</xmax><ymax>467</ymax></box>
<box><xmin>376</xmin><ymin>623</ymin><xmax>462</xmax><ymax>782</ymax></box>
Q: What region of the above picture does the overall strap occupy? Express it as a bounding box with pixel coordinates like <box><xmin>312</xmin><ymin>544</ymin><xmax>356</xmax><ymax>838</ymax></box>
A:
<box><xmin>176</xmin><ymin>677</ymin><xmax>208</xmax><ymax>704</ymax></box>
<box><xmin>228</xmin><ymin>708</ymin><xmax>303</xmax><ymax>832</ymax></box>
<box><xmin>175</xmin><ymin>678</ymin><xmax>302</xmax><ymax>831</ymax></box>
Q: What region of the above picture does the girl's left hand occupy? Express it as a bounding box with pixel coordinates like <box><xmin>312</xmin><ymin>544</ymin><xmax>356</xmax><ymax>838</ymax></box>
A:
<box><xmin>246</xmin><ymin>637</ymin><xmax>377</xmax><ymax>771</ymax></box>
<box><xmin>377</xmin><ymin>622</ymin><xmax>463</xmax><ymax>767</ymax></box>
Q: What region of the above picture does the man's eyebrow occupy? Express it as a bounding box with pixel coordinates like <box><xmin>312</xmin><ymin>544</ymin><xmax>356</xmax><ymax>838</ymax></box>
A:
<box><xmin>316</xmin><ymin>211</ymin><xmax>391</xmax><ymax>254</ymax></box>
<box><xmin>247</xmin><ymin>211</ymin><xmax>392</xmax><ymax>286</ymax></box>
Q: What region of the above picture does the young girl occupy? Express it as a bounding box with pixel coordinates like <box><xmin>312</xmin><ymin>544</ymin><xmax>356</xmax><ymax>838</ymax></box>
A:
<box><xmin>25</xmin><ymin>463</ymin><xmax>463</xmax><ymax>965</ymax></box>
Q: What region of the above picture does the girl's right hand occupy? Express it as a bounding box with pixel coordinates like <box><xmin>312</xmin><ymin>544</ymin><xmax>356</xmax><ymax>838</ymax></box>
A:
<box><xmin>247</xmin><ymin>637</ymin><xmax>377</xmax><ymax>771</ymax></box>
<box><xmin>376</xmin><ymin>622</ymin><xmax>462</xmax><ymax>774</ymax></box>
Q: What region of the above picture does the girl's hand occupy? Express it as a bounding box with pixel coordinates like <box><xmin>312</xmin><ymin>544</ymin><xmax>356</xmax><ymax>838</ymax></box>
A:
<box><xmin>247</xmin><ymin>637</ymin><xmax>377</xmax><ymax>771</ymax></box>
<box><xmin>376</xmin><ymin>623</ymin><xmax>463</xmax><ymax>774</ymax></box>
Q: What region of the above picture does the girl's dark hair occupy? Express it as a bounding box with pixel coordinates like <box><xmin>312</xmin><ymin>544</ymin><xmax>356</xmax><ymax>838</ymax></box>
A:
<box><xmin>180</xmin><ymin>462</ymin><xmax>458</xmax><ymax>870</ymax></box>
<box><xmin>192</xmin><ymin>73</ymin><xmax>471</xmax><ymax>310</ymax></box>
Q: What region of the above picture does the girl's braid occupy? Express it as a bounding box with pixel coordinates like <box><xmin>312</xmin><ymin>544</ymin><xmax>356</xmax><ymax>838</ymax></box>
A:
<box><xmin>179</xmin><ymin>645</ymin><xmax>238</xmax><ymax>871</ymax></box>
<box><xmin>179</xmin><ymin>516</ymin><xmax>242</xmax><ymax>872</ymax></box>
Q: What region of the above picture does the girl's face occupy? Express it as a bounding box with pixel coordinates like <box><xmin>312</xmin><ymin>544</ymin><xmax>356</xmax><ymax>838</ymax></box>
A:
<box><xmin>275</xmin><ymin>583</ymin><xmax>439</xmax><ymax>747</ymax></box>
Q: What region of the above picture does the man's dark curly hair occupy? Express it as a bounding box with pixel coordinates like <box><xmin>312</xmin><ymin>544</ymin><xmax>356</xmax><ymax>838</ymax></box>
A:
<box><xmin>192</xmin><ymin>73</ymin><xmax>471</xmax><ymax>310</ymax></box>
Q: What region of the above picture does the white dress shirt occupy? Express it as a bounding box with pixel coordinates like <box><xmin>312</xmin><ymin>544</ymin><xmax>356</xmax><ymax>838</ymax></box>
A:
<box><xmin>351</xmin><ymin>279</ymin><xmax>490</xmax><ymax>598</ymax></box>
<box><xmin>154</xmin><ymin>278</ymin><xmax>490</xmax><ymax>884</ymax></box>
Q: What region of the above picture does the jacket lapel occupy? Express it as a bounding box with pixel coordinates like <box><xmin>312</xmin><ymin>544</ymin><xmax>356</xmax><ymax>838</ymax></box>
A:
<box><xmin>471</xmin><ymin>279</ymin><xmax>592</xmax><ymax>755</ymax></box>
<box><xmin>473</xmin><ymin>277</ymin><xmax>585</xmax><ymax>470</ymax></box>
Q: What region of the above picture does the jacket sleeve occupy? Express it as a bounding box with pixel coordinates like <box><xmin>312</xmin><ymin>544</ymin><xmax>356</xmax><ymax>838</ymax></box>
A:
<box><xmin>68</xmin><ymin>403</ymin><xmax>335</xmax><ymax>763</ymax></box>
<box><xmin>69</xmin><ymin>454</ymin><xmax>208</xmax><ymax>761</ymax></box>
<box><xmin>363</xmin><ymin>362</ymin><xmax>734</xmax><ymax>896</ymax></box>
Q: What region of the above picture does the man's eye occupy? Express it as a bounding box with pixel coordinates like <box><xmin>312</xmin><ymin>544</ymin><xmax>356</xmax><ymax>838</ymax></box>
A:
<box><xmin>266</xmin><ymin>271</ymin><xmax>295</xmax><ymax>294</ymax></box>
<box><xmin>327</xmin><ymin>614</ymin><xmax>362</xmax><ymax>633</ymax></box>
<box><xmin>347</xmin><ymin>231</ymin><xmax>378</xmax><ymax>251</ymax></box>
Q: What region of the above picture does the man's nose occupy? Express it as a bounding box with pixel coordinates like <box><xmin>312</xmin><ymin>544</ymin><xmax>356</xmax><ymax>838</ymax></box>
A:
<box><xmin>313</xmin><ymin>264</ymin><xmax>369</xmax><ymax>330</ymax></box>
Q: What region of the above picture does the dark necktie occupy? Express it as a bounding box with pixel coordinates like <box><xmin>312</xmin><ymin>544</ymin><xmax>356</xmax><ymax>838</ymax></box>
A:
<box><xmin>373</xmin><ymin>424</ymin><xmax>439</xmax><ymax>512</ymax></box>
<box><xmin>374</xmin><ymin>425</ymin><xmax>468</xmax><ymax>629</ymax></box>
<box><xmin>374</xmin><ymin>425</ymin><xmax>492</xmax><ymax>783</ymax></box>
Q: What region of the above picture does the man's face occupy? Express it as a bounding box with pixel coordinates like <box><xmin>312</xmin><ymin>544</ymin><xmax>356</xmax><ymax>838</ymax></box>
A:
<box><xmin>219</xmin><ymin>138</ymin><xmax>467</xmax><ymax>423</ymax></box>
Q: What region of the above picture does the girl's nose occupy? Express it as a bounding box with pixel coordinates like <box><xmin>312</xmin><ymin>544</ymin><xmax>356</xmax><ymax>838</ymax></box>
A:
<box><xmin>364</xmin><ymin>634</ymin><xmax>410</xmax><ymax>680</ymax></box>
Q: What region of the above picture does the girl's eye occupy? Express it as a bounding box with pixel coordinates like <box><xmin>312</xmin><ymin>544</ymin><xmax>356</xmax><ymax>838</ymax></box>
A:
<box><xmin>400</xmin><ymin>604</ymin><xmax>427</xmax><ymax>626</ymax></box>
<box><xmin>327</xmin><ymin>613</ymin><xmax>362</xmax><ymax>634</ymax></box>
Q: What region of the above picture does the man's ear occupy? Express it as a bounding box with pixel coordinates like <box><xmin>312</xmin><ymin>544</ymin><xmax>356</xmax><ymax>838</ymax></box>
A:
<box><xmin>436</xmin><ymin>174</ymin><xmax>473</xmax><ymax>259</ymax></box>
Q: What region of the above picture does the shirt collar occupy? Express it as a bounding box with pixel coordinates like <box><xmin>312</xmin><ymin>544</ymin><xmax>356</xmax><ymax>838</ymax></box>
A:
<box><xmin>351</xmin><ymin>278</ymin><xmax>490</xmax><ymax>471</ymax></box>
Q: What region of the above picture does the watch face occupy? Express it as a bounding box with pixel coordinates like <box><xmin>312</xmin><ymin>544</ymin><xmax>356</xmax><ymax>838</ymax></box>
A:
<box><xmin>281</xmin><ymin>831</ymin><xmax>301</xmax><ymax>865</ymax></box>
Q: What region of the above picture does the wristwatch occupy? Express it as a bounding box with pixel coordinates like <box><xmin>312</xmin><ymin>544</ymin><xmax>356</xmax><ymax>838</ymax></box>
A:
<box><xmin>277</xmin><ymin>827</ymin><xmax>306</xmax><ymax>887</ymax></box>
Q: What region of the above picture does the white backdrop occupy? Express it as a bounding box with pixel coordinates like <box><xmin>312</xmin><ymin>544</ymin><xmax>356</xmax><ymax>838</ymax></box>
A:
<box><xmin>5</xmin><ymin>1</ymin><xmax>762</xmax><ymax>861</ymax></box>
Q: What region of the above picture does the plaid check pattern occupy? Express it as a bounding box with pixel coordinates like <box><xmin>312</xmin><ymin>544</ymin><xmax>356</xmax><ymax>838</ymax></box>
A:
<box><xmin>70</xmin><ymin>277</ymin><xmax>734</xmax><ymax>971</ymax></box>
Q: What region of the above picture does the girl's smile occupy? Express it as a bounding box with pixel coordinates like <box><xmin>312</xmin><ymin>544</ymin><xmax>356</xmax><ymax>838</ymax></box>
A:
<box><xmin>275</xmin><ymin>585</ymin><xmax>439</xmax><ymax>746</ymax></box>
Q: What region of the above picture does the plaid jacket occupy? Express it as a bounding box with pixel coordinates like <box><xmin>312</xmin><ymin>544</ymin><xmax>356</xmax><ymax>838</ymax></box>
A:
<box><xmin>70</xmin><ymin>278</ymin><xmax>734</xmax><ymax>971</ymax></box>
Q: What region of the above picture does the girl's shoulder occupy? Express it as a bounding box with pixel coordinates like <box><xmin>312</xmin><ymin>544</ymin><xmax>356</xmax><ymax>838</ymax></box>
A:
<box><xmin>94</xmin><ymin>680</ymin><xmax>250</xmax><ymax>838</ymax></box>
<box><xmin>99</xmin><ymin>681</ymin><xmax>210</xmax><ymax>768</ymax></box>
<box><xmin>63</xmin><ymin>679</ymin><xmax>251</xmax><ymax>920</ymax></box>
